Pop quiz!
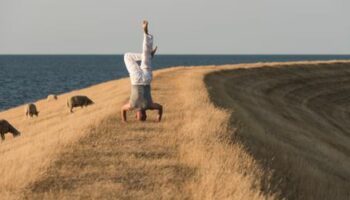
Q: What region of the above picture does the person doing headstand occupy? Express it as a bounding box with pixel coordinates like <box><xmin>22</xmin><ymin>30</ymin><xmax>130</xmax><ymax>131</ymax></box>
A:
<box><xmin>121</xmin><ymin>20</ymin><xmax>163</xmax><ymax>122</ymax></box>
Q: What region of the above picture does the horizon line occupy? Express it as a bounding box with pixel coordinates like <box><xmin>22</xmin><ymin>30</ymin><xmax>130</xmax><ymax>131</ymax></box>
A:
<box><xmin>1</xmin><ymin>53</ymin><xmax>350</xmax><ymax>56</ymax></box>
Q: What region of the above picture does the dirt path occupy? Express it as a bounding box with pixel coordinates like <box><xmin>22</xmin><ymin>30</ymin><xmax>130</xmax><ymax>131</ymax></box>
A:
<box><xmin>205</xmin><ymin>62</ymin><xmax>350</xmax><ymax>199</ymax></box>
<box><xmin>23</xmin><ymin>69</ymin><xmax>195</xmax><ymax>199</ymax></box>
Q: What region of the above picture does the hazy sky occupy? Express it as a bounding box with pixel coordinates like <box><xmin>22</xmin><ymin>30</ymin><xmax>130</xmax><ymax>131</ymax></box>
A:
<box><xmin>1</xmin><ymin>0</ymin><xmax>349</xmax><ymax>54</ymax></box>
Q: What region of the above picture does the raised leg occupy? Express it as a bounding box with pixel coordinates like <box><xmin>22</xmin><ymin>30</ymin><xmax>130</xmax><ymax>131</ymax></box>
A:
<box><xmin>124</xmin><ymin>53</ymin><xmax>142</xmax><ymax>74</ymax></box>
<box><xmin>143</xmin><ymin>20</ymin><xmax>149</xmax><ymax>35</ymax></box>
<box><xmin>142</xmin><ymin>33</ymin><xmax>153</xmax><ymax>62</ymax></box>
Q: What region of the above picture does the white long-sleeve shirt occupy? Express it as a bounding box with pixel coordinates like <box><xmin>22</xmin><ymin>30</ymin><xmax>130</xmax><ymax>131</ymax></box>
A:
<box><xmin>124</xmin><ymin>34</ymin><xmax>153</xmax><ymax>85</ymax></box>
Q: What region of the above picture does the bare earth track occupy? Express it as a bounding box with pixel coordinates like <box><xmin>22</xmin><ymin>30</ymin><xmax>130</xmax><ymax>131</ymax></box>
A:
<box><xmin>1</xmin><ymin>61</ymin><xmax>350</xmax><ymax>200</ymax></box>
<box><xmin>206</xmin><ymin>62</ymin><xmax>350</xmax><ymax>199</ymax></box>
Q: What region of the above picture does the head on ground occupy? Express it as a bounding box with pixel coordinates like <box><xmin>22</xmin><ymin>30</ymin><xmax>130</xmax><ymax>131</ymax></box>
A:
<box><xmin>136</xmin><ymin>110</ymin><xmax>147</xmax><ymax>121</ymax></box>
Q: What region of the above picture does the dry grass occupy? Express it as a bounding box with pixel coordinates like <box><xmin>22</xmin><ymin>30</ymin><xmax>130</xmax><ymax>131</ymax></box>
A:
<box><xmin>0</xmin><ymin>77</ymin><xmax>131</xmax><ymax>200</ymax></box>
<box><xmin>1</xmin><ymin>60</ymin><xmax>349</xmax><ymax>199</ymax></box>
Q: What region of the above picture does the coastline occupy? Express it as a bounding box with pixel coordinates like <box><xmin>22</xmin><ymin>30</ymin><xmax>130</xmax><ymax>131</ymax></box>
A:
<box><xmin>2</xmin><ymin>55</ymin><xmax>350</xmax><ymax>111</ymax></box>
<box><xmin>1</xmin><ymin>60</ymin><xmax>350</xmax><ymax>199</ymax></box>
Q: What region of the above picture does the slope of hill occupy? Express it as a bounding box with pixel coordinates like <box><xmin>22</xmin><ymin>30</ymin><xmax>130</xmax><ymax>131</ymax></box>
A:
<box><xmin>205</xmin><ymin>62</ymin><xmax>350</xmax><ymax>199</ymax></box>
<box><xmin>1</xmin><ymin>60</ymin><xmax>349</xmax><ymax>199</ymax></box>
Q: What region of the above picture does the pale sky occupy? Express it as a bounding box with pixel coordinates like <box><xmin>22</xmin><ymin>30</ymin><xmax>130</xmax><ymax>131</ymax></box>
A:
<box><xmin>0</xmin><ymin>0</ymin><xmax>349</xmax><ymax>54</ymax></box>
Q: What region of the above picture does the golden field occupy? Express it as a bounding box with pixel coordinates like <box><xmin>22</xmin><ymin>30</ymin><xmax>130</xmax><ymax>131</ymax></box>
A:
<box><xmin>1</xmin><ymin>61</ymin><xmax>349</xmax><ymax>199</ymax></box>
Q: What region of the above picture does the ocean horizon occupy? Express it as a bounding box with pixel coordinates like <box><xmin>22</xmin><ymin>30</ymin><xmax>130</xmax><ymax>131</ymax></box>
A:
<box><xmin>1</xmin><ymin>54</ymin><xmax>350</xmax><ymax>111</ymax></box>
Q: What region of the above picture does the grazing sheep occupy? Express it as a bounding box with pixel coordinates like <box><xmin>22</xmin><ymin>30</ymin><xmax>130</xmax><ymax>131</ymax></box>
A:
<box><xmin>47</xmin><ymin>94</ymin><xmax>58</xmax><ymax>101</ymax></box>
<box><xmin>67</xmin><ymin>95</ymin><xmax>94</xmax><ymax>113</ymax></box>
<box><xmin>25</xmin><ymin>103</ymin><xmax>39</xmax><ymax>117</ymax></box>
<box><xmin>0</xmin><ymin>119</ymin><xmax>21</xmax><ymax>141</ymax></box>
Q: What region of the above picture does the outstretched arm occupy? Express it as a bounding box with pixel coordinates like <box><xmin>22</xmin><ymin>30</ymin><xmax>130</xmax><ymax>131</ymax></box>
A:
<box><xmin>121</xmin><ymin>103</ymin><xmax>131</xmax><ymax>122</ymax></box>
<box><xmin>150</xmin><ymin>103</ymin><xmax>163</xmax><ymax>122</ymax></box>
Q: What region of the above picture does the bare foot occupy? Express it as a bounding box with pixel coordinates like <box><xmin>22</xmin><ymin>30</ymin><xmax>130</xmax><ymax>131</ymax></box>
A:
<box><xmin>143</xmin><ymin>20</ymin><xmax>149</xmax><ymax>34</ymax></box>
<box><xmin>151</xmin><ymin>46</ymin><xmax>158</xmax><ymax>58</ymax></box>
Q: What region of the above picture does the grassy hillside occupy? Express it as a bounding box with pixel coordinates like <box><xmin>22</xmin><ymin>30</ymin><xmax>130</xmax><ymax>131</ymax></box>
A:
<box><xmin>1</xmin><ymin>60</ymin><xmax>349</xmax><ymax>199</ymax></box>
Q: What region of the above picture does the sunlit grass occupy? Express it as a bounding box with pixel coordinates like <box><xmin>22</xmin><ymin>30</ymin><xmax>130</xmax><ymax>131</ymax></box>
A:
<box><xmin>1</xmin><ymin>60</ymin><xmax>349</xmax><ymax>199</ymax></box>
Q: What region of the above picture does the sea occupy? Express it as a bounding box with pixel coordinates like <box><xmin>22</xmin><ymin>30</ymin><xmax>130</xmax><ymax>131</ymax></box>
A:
<box><xmin>1</xmin><ymin>55</ymin><xmax>350</xmax><ymax>111</ymax></box>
